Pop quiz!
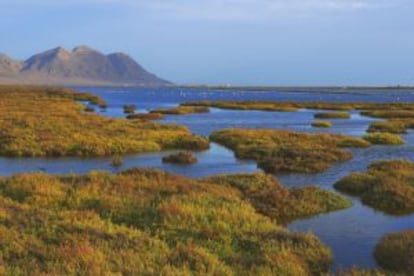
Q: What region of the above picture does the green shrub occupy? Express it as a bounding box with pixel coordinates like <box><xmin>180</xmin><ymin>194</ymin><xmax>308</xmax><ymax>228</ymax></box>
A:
<box><xmin>162</xmin><ymin>152</ymin><xmax>198</xmax><ymax>165</ymax></box>
<box><xmin>334</xmin><ymin>160</ymin><xmax>414</xmax><ymax>214</ymax></box>
<box><xmin>205</xmin><ymin>173</ymin><xmax>351</xmax><ymax>224</ymax></box>
<box><xmin>0</xmin><ymin>86</ymin><xmax>208</xmax><ymax>157</ymax></box>
<box><xmin>210</xmin><ymin>128</ymin><xmax>369</xmax><ymax>173</ymax></box>
<box><xmin>151</xmin><ymin>106</ymin><xmax>210</xmax><ymax>115</ymax></box>
<box><xmin>126</xmin><ymin>112</ymin><xmax>165</xmax><ymax>120</ymax></box>
<box><xmin>374</xmin><ymin>230</ymin><xmax>414</xmax><ymax>274</ymax></box>
<box><xmin>0</xmin><ymin>168</ymin><xmax>334</xmax><ymax>275</ymax></box>
<box><xmin>367</xmin><ymin>119</ymin><xmax>414</xmax><ymax>134</ymax></box>
<box><xmin>312</xmin><ymin>120</ymin><xmax>332</xmax><ymax>128</ymax></box>
<box><xmin>314</xmin><ymin>112</ymin><xmax>350</xmax><ymax>119</ymax></box>
<box><xmin>363</xmin><ymin>133</ymin><xmax>405</xmax><ymax>145</ymax></box>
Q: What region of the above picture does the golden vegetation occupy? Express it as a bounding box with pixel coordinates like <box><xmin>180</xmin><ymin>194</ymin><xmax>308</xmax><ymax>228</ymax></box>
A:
<box><xmin>374</xmin><ymin>230</ymin><xmax>414</xmax><ymax>275</ymax></box>
<box><xmin>367</xmin><ymin>120</ymin><xmax>412</xmax><ymax>134</ymax></box>
<box><xmin>0</xmin><ymin>85</ymin><xmax>209</xmax><ymax>157</ymax></box>
<box><xmin>182</xmin><ymin>100</ymin><xmax>414</xmax><ymax>112</ymax></box>
<box><xmin>314</xmin><ymin>112</ymin><xmax>350</xmax><ymax>119</ymax></box>
<box><xmin>205</xmin><ymin>173</ymin><xmax>351</xmax><ymax>224</ymax></box>
<box><xmin>0</xmin><ymin>168</ymin><xmax>335</xmax><ymax>275</ymax></box>
<box><xmin>150</xmin><ymin>106</ymin><xmax>210</xmax><ymax>115</ymax></box>
<box><xmin>334</xmin><ymin>160</ymin><xmax>414</xmax><ymax>214</ymax></box>
<box><xmin>312</xmin><ymin>120</ymin><xmax>333</xmax><ymax>128</ymax></box>
<box><xmin>126</xmin><ymin>112</ymin><xmax>165</xmax><ymax>120</ymax></box>
<box><xmin>363</xmin><ymin>132</ymin><xmax>405</xmax><ymax>145</ymax></box>
<box><xmin>210</xmin><ymin>128</ymin><xmax>370</xmax><ymax>173</ymax></box>
<box><xmin>162</xmin><ymin>151</ymin><xmax>198</xmax><ymax>165</ymax></box>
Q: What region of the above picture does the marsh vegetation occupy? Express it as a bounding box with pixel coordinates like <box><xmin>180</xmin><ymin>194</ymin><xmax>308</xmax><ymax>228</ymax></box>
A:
<box><xmin>334</xmin><ymin>160</ymin><xmax>414</xmax><ymax>214</ymax></box>
<box><xmin>0</xmin><ymin>168</ymin><xmax>336</xmax><ymax>275</ymax></box>
<box><xmin>0</xmin><ymin>86</ymin><xmax>209</xmax><ymax>157</ymax></box>
<box><xmin>206</xmin><ymin>173</ymin><xmax>351</xmax><ymax>224</ymax></box>
<box><xmin>312</xmin><ymin>120</ymin><xmax>333</xmax><ymax>128</ymax></box>
<box><xmin>162</xmin><ymin>151</ymin><xmax>198</xmax><ymax>164</ymax></box>
<box><xmin>151</xmin><ymin>106</ymin><xmax>210</xmax><ymax>115</ymax></box>
<box><xmin>374</xmin><ymin>230</ymin><xmax>414</xmax><ymax>274</ymax></box>
<box><xmin>210</xmin><ymin>128</ymin><xmax>370</xmax><ymax>173</ymax></box>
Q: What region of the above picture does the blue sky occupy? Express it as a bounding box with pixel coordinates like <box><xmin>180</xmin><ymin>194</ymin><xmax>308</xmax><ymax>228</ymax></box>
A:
<box><xmin>0</xmin><ymin>0</ymin><xmax>413</xmax><ymax>85</ymax></box>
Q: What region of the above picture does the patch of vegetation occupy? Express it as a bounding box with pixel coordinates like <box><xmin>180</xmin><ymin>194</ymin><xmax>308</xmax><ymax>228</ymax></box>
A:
<box><xmin>84</xmin><ymin>105</ymin><xmax>95</xmax><ymax>113</ymax></box>
<box><xmin>205</xmin><ymin>173</ymin><xmax>351</xmax><ymax>224</ymax></box>
<box><xmin>162</xmin><ymin>151</ymin><xmax>198</xmax><ymax>165</ymax></box>
<box><xmin>182</xmin><ymin>100</ymin><xmax>414</xmax><ymax>113</ymax></box>
<box><xmin>110</xmin><ymin>156</ymin><xmax>123</xmax><ymax>168</ymax></box>
<box><xmin>314</xmin><ymin>112</ymin><xmax>351</xmax><ymax>119</ymax></box>
<box><xmin>368</xmin><ymin>119</ymin><xmax>414</xmax><ymax>135</ymax></box>
<box><xmin>334</xmin><ymin>160</ymin><xmax>414</xmax><ymax>214</ymax></box>
<box><xmin>123</xmin><ymin>104</ymin><xmax>137</xmax><ymax>114</ymax></box>
<box><xmin>0</xmin><ymin>169</ymin><xmax>334</xmax><ymax>275</ymax></box>
<box><xmin>0</xmin><ymin>86</ymin><xmax>209</xmax><ymax>157</ymax></box>
<box><xmin>210</xmin><ymin>128</ymin><xmax>370</xmax><ymax>173</ymax></box>
<box><xmin>361</xmin><ymin>110</ymin><xmax>414</xmax><ymax>119</ymax></box>
<box><xmin>312</xmin><ymin>120</ymin><xmax>333</xmax><ymax>128</ymax></box>
<box><xmin>374</xmin><ymin>230</ymin><xmax>414</xmax><ymax>274</ymax></box>
<box><xmin>151</xmin><ymin>106</ymin><xmax>210</xmax><ymax>115</ymax></box>
<box><xmin>363</xmin><ymin>133</ymin><xmax>405</xmax><ymax>145</ymax></box>
<box><xmin>126</xmin><ymin>112</ymin><xmax>165</xmax><ymax>120</ymax></box>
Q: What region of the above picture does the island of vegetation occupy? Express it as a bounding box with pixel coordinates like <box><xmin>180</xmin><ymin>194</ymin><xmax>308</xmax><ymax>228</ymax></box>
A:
<box><xmin>363</xmin><ymin>133</ymin><xmax>405</xmax><ymax>145</ymax></box>
<box><xmin>181</xmin><ymin>100</ymin><xmax>414</xmax><ymax>113</ymax></box>
<box><xmin>123</xmin><ymin>104</ymin><xmax>137</xmax><ymax>114</ymax></box>
<box><xmin>210</xmin><ymin>128</ymin><xmax>370</xmax><ymax>174</ymax></box>
<box><xmin>0</xmin><ymin>168</ymin><xmax>339</xmax><ymax>275</ymax></box>
<box><xmin>162</xmin><ymin>151</ymin><xmax>198</xmax><ymax>165</ymax></box>
<box><xmin>0</xmin><ymin>86</ymin><xmax>209</xmax><ymax>157</ymax></box>
<box><xmin>206</xmin><ymin>173</ymin><xmax>351</xmax><ymax>224</ymax></box>
<box><xmin>334</xmin><ymin>160</ymin><xmax>414</xmax><ymax>215</ymax></box>
<box><xmin>314</xmin><ymin>111</ymin><xmax>350</xmax><ymax>119</ymax></box>
<box><xmin>126</xmin><ymin>112</ymin><xmax>165</xmax><ymax>120</ymax></box>
<box><xmin>150</xmin><ymin>106</ymin><xmax>210</xmax><ymax>115</ymax></box>
<box><xmin>374</xmin><ymin>230</ymin><xmax>414</xmax><ymax>275</ymax></box>
<box><xmin>312</xmin><ymin>120</ymin><xmax>333</xmax><ymax>128</ymax></box>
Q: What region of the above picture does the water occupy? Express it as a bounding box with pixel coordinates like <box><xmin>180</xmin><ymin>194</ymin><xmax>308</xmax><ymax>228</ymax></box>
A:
<box><xmin>1</xmin><ymin>86</ymin><xmax>414</xmax><ymax>271</ymax></box>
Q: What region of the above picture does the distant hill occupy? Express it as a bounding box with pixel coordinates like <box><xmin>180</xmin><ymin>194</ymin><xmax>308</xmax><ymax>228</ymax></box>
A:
<box><xmin>0</xmin><ymin>46</ymin><xmax>170</xmax><ymax>86</ymax></box>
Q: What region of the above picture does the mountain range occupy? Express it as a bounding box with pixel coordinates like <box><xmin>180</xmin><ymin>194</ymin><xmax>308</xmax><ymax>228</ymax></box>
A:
<box><xmin>0</xmin><ymin>46</ymin><xmax>170</xmax><ymax>86</ymax></box>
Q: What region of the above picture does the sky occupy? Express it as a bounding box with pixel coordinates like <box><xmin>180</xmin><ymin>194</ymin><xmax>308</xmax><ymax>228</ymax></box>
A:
<box><xmin>0</xmin><ymin>0</ymin><xmax>413</xmax><ymax>85</ymax></box>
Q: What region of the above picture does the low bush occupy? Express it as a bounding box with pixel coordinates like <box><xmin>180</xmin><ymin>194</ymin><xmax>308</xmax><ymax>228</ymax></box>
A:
<box><xmin>210</xmin><ymin>128</ymin><xmax>370</xmax><ymax>173</ymax></box>
<box><xmin>126</xmin><ymin>112</ymin><xmax>165</xmax><ymax>120</ymax></box>
<box><xmin>363</xmin><ymin>133</ymin><xmax>405</xmax><ymax>145</ymax></box>
<box><xmin>151</xmin><ymin>106</ymin><xmax>210</xmax><ymax>115</ymax></box>
<box><xmin>162</xmin><ymin>151</ymin><xmax>198</xmax><ymax>165</ymax></box>
<box><xmin>0</xmin><ymin>168</ymin><xmax>334</xmax><ymax>274</ymax></box>
<box><xmin>374</xmin><ymin>230</ymin><xmax>414</xmax><ymax>274</ymax></box>
<box><xmin>361</xmin><ymin>110</ymin><xmax>414</xmax><ymax>119</ymax></box>
<box><xmin>367</xmin><ymin>119</ymin><xmax>414</xmax><ymax>134</ymax></box>
<box><xmin>0</xmin><ymin>86</ymin><xmax>209</xmax><ymax>157</ymax></box>
<box><xmin>205</xmin><ymin>173</ymin><xmax>351</xmax><ymax>224</ymax></box>
<box><xmin>314</xmin><ymin>112</ymin><xmax>350</xmax><ymax>119</ymax></box>
<box><xmin>312</xmin><ymin>120</ymin><xmax>332</xmax><ymax>128</ymax></box>
<box><xmin>334</xmin><ymin>160</ymin><xmax>414</xmax><ymax>214</ymax></box>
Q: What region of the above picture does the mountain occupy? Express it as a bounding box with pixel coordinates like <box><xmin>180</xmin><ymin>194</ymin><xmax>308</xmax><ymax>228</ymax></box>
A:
<box><xmin>0</xmin><ymin>54</ymin><xmax>22</xmax><ymax>76</ymax></box>
<box><xmin>0</xmin><ymin>46</ymin><xmax>170</xmax><ymax>86</ymax></box>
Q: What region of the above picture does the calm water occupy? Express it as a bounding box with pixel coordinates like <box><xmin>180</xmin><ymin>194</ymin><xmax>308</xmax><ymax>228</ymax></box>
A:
<box><xmin>1</xmin><ymin>86</ymin><xmax>414</xmax><ymax>271</ymax></box>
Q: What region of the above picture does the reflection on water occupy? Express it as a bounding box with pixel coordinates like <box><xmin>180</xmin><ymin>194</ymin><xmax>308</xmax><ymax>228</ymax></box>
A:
<box><xmin>2</xmin><ymin>86</ymin><xmax>414</xmax><ymax>270</ymax></box>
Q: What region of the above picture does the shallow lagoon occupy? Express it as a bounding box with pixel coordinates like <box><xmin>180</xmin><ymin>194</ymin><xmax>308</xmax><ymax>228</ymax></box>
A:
<box><xmin>1</xmin><ymin>86</ymin><xmax>414</xmax><ymax>270</ymax></box>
